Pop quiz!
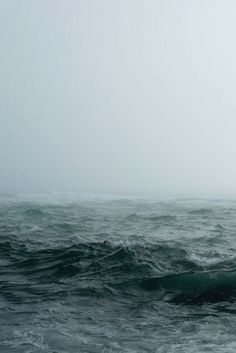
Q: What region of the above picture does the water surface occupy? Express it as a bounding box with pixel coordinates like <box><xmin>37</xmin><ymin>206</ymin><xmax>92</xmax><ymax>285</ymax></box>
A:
<box><xmin>1</xmin><ymin>193</ymin><xmax>236</xmax><ymax>352</ymax></box>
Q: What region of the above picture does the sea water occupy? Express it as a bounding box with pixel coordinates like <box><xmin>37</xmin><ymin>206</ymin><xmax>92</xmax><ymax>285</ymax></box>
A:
<box><xmin>1</xmin><ymin>193</ymin><xmax>236</xmax><ymax>352</ymax></box>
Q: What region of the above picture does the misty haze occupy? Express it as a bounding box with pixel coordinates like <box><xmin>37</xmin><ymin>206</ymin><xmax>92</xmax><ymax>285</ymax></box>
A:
<box><xmin>1</xmin><ymin>1</ymin><xmax>236</xmax><ymax>353</ymax></box>
<box><xmin>1</xmin><ymin>0</ymin><xmax>236</xmax><ymax>195</ymax></box>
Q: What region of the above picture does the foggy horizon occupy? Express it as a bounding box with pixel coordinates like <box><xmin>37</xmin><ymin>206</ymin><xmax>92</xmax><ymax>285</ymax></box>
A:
<box><xmin>2</xmin><ymin>3</ymin><xmax>236</xmax><ymax>350</ymax></box>
<box><xmin>1</xmin><ymin>0</ymin><xmax>236</xmax><ymax>196</ymax></box>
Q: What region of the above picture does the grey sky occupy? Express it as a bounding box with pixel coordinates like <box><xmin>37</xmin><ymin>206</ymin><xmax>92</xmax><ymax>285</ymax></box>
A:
<box><xmin>1</xmin><ymin>0</ymin><xmax>236</xmax><ymax>195</ymax></box>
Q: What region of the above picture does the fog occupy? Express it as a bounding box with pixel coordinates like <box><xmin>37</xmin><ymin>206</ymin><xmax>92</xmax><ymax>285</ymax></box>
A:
<box><xmin>1</xmin><ymin>0</ymin><xmax>236</xmax><ymax>196</ymax></box>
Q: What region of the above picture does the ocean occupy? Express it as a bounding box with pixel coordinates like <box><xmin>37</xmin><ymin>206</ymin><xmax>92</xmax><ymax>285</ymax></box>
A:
<box><xmin>1</xmin><ymin>193</ymin><xmax>236</xmax><ymax>352</ymax></box>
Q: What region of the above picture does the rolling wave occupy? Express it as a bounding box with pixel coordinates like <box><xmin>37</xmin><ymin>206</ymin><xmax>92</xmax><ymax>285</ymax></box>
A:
<box><xmin>1</xmin><ymin>238</ymin><xmax>236</xmax><ymax>304</ymax></box>
<box><xmin>141</xmin><ymin>269</ymin><xmax>236</xmax><ymax>303</ymax></box>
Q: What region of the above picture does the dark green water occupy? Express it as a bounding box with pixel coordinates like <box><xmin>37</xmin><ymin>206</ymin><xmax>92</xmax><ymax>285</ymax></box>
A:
<box><xmin>1</xmin><ymin>193</ymin><xmax>236</xmax><ymax>352</ymax></box>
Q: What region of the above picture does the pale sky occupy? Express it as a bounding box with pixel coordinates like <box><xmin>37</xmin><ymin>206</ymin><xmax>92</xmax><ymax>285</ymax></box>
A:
<box><xmin>1</xmin><ymin>0</ymin><xmax>236</xmax><ymax>195</ymax></box>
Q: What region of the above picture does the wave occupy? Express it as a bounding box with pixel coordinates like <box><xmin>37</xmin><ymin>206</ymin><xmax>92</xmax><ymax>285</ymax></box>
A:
<box><xmin>125</xmin><ymin>213</ymin><xmax>177</xmax><ymax>223</ymax></box>
<box><xmin>142</xmin><ymin>269</ymin><xmax>236</xmax><ymax>303</ymax></box>
<box><xmin>1</xmin><ymin>239</ymin><xmax>236</xmax><ymax>303</ymax></box>
<box><xmin>0</xmin><ymin>239</ymin><xmax>197</xmax><ymax>273</ymax></box>
<box><xmin>24</xmin><ymin>208</ymin><xmax>47</xmax><ymax>217</ymax></box>
<box><xmin>188</xmin><ymin>208</ymin><xmax>214</xmax><ymax>216</ymax></box>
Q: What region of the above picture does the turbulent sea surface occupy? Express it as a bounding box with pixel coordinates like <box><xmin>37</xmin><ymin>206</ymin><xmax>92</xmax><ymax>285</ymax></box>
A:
<box><xmin>1</xmin><ymin>193</ymin><xmax>236</xmax><ymax>352</ymax></box>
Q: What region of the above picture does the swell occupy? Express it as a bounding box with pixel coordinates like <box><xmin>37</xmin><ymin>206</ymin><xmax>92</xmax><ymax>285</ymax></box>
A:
<box><xmin>141</xmin><ymin>269</ymin><xmax>236</xmax><ymax>303</ymax></box>
<box><xmin>125</xmin><ymin>213</ymin><xmax>177</xmax><ymax>223</ymax></box>
<box><xmin>0</xmin><ymin>239</ymin><xmax>197</xmax><ymax>278</ymax></box>
<box><xmin>188</xmin><ymin>208</ymin><xmax>214</xmax><ymax>216</ymax></box>
<box><xmin>1</xmin><ymin>239</ymin><xmax>236</xmax><ymax>303</ymax></box>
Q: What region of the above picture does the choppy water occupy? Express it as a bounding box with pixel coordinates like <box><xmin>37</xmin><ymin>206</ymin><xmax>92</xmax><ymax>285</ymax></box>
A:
<box><xmin>1</xmin><ymin>193</ymin><xmax>236</xmax><ymax>352</ymax></box>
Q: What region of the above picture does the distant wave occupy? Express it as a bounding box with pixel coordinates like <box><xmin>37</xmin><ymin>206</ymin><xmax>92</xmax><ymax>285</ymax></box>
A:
<box><xmin>24</xmin><ymin>208</ymin><xmax>47</xmax><ymax>217</ymax></box>
<box><xmin>125</xmin><ymin>213</ymin><xmax>177</xmax><ymax>223</ymax></box>
<box><xmin>188</xmin><ymin>208</ymin><xmax>214</xmax><ymax>216</ymax></box>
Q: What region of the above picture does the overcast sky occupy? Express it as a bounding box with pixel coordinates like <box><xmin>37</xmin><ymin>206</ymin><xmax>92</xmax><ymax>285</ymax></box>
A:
<box><xmin>1</xmin><ymin>0</ymin><xmax>236</xmax><ymax>195</ymax></box>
